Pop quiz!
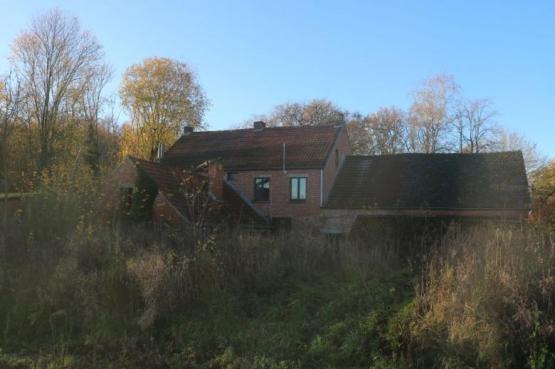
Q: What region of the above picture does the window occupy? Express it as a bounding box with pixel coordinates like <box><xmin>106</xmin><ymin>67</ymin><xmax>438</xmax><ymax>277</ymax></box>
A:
<box><xmin>254</xmin><ymin>177</ymin><xmax>270</xmax><ymax>202</ymax></box>
<box><xmin>290</xmin><ymin>177</ymin><xmax>307</xmax><ymax>202</ymax></box>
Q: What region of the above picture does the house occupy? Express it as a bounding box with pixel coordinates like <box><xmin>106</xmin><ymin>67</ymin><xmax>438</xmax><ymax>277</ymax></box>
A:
<box><xmin>110</xmin><ymin>121</ymin><xmax>530</xmax><ymax>233</ymax></box>
<box><xmin>110</xmin><ymin>121</ymin><xmax>351</xmax><ymax>227</ymax></box>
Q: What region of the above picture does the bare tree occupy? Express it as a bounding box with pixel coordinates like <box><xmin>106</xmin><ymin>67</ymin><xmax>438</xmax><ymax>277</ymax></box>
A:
<box><xmin>409</xmin><ymin>74</ymin><xmax>460</xmax><ymax>153</ymax></box>
<box><xmin>302</xmin><ymin>99</ymin><xmax>346</xmax><ymax>126</ymax></box>
<box><xmin>454</xmin><ymin>98</ymin><xmax>498</xmax><ymax>153</ymax></box>
<box><xmin>10</xmin><ymin>9</ymin><xmax>103</xmax><ymax>172</ymax></box>
<box><xmin>268</xmin><ymin>99</ymin><xmax>346</xmax><ymax>127</ymax></box>
<box><xmin>268</xmin><ymin>102</ymin><xmax>305</xmax><ymax>126</ymax></box>
<box><xmin>81</xmin><ymin>64</ymin><xmax>113</xmax><ymax>175</ymax></box>
<box><xmin>81</xmin><ymin>64</ymin><xmax>113</xmax><ymax>125</ymax></box>
<box><xmin>347</xmin><ymin>107</ymin><xmax>409</xmax><ymax>155</ymax></box>
<box><xmin>493</xmin><ymin>129</ymin><xmax>547</xmax><ymax>175</ymax></box>
<box><xmin>346</xmin><ymin>112</ymin><xmax>373</xmax><ymax>155</ymax></box>
<box><xmin>366</xmin><ymin>107</ymin><xmax>407</xmax><ymax>154</ymax></box>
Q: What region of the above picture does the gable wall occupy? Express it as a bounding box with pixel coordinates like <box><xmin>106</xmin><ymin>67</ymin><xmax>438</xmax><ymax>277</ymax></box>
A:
<box><xmin>322</xmin><ymin>127</ymin><xmax>352</xmax><ymax>204</ymax></box>
<box><xmin>225</xmin><ymin>127</ymin><xmax>352</xmax><ymax>220</ymax></box>
<box><xmin>227</xmin><ymin>168</ymin><xmax>322</xmax><ymax>218</ymax></box>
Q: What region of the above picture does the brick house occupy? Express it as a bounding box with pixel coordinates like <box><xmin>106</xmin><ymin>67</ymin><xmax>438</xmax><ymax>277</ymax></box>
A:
<box><xmin>110</xmin><ymin>121</ymin><xmax>530</xmax><ymax>233</ymax></box>
<box><xmin>110</xmin><ymin>121</ymin><xmax>351</xmax><ymax>227</ymax></box>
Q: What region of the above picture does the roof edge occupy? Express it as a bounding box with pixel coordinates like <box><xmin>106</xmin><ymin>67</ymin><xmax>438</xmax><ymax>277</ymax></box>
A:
<box><xmin>321</xmin><ymin>124</ymin><xmax>346</xmax><ymax>169</ymax></box>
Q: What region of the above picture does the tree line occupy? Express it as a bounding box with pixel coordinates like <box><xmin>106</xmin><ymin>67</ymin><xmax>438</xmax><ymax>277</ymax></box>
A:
<box><xmin>252</xmin><ymin>74</ymin><xmax>546</xmax><ymax>173</ymax></box>
<box><xmin>0</xmin><ymin>9</ymin><xmax>548</xmax><ymax>196</ymax></box>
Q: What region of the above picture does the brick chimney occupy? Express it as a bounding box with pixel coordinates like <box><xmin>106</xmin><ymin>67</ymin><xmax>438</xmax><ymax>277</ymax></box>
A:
<box><xmin>253</xmin><ymin>121</ymin><xmax>266</xmax><ymax>130</ymax></box>
<box><xmin>183</xmin><ymin>126</ymin><xmax>194</xmax><ymax>135</ymax></box>
<box><xmin>156</xmin><ymin>142</ymin><xmax>165</xmax><ymax>161</ymax></box>
<box><xmin>207</xmin><ymin>160</ymin><xmax>224</xmax><ymax>200</ymax></box>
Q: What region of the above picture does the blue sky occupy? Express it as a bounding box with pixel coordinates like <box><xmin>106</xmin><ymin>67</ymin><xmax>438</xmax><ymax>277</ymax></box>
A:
<box><xmin>1</xmin><ymin>0</ymin><xmax>554</xmax><ymax>157</ymax></box>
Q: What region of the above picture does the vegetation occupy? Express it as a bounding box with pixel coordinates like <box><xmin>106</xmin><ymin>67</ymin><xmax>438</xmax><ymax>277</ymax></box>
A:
<box><xmin>0</xmin><ymin>9</ymin><xmax>546</xmax><ymax>197</ymax></box>
<box><xmin>0</xmin><ymin>187</ymin><xmax>554</xmax><ymax>368</ymax></box>
<box><xmin>1</xmin><ymin>7</ymin><xmax>554</xmax><ymax>369</ymax></box>
<box><xmin>120</xmin><ymin>57</ymin><xmax>208</xmax><ymax>160</ymax></box>
<box><xmin>0</xmin><ymin>190</ymin><xmax>413</xmax><ymax>368</ymax></box>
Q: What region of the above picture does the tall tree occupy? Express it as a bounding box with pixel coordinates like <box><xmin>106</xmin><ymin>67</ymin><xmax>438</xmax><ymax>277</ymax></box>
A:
<box><xmin>81</xmin><ymin>64</ymin><xmax>113</xmax><ymax>175</ymax></box>
<box><xmin>267</xmin><ymin>99</ymin><xmax>346</xmax><ymax>127</ymax></box>
<box><xmin>347</xmin><ymin>107</ymin><xmax>408</xmax><ymax>155</ymax></box>
<box><xmin>120</xmin><ymin>57</ymin><xmax>208</xmax><ymax>160</ymax></box>
<box><xmin>10</xmin><ymin>9</ymin><xmax>104</xmax><ymax>172</ymax></box>
<box><xmin>454</xmin><ymin>98</ymin><xmax>498</xmax><ymax>153</ymax></box>
<box><xmin>366</xmin><ymin>107</ymin><xmax>407</xmax><ymax>154</ymax></box>
<box><xmin>409</xmin><ymin>74</ymin><xmax>460</xmax><ymax>153</ymax></box>
<box><xmin>346</xmin><ymin>112</ymin><xmax>372</xmax><ymax>155</ymax></box>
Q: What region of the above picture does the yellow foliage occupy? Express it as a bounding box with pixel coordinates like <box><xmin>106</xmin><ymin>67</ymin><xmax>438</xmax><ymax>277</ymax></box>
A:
<box><xmin>119</xmin><ymin>57</ymin><xmax>208</xmax><ymax>160</ymax></box>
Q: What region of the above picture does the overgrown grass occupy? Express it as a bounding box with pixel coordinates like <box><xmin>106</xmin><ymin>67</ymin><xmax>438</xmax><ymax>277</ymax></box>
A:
<box><xmin>401</xmin><ymin>224</ymin><xmax>555</xmax><ymax>369</ymax></box>
<box><xmin>0</xmin><ymin>193</ymin><xmax>554</xmax><ymax>368</ymax></box>
<box><xmin>0</xmin><ymin>192</ymin><xmax>414</xmax><ymax>368</ymax></box>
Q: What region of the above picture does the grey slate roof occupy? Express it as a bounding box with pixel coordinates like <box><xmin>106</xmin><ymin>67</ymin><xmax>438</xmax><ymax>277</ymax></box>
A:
<box><xmin>325</xmin><ymin>152</ymin><xmax>530</xmax><ymax>210</ymax></box>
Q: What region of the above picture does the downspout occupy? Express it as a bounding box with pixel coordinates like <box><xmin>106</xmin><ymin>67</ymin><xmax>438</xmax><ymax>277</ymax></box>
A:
<box><xmin>320</xmin><ymin>169</ymin><xmax>324</xmax><ymax>207</ymax></box>
<box><xmin>282</xmin><ymin>143</ymin><xmax>287</xmax><ymax>174</ymax></box>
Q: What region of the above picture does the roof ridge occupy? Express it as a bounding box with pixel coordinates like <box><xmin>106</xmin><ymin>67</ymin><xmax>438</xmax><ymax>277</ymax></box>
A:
<box><xmin>190</xmin><ymin>125</ymin><xmax>337</xmax><ymax>134</ymax></box>
<box><xmin>346</xmin><ymin>151</ymin><xmax>523</xmax><ymax>159</ymax></box>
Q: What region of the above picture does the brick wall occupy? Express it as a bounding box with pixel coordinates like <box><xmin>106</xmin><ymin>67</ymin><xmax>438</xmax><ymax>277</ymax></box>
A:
<box><xmin>227</xmin><ymin>127</ymin><xmax>352</xmax><ymax>220</ymax></box>
<box><xmin>228</xmin><ymin>168</ymin><xmax>322</xmax><ymax>218</ymax></box>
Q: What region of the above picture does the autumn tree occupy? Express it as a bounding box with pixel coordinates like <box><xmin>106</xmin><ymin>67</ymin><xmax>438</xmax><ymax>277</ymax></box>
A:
<box><xmin>366</xmin><ymin>107</ymin><xmax>407</xmax><ymax>154</ymax></box>
<box><xmin>347</xmin><ymin>107</ymin><xmax>408</xmax><ymax>155</ymax></box>
<box><xmin>346</xmin><ymin>112</ymin><xmax>372</xmax><ymax>155</ymax></box>
<box><xmin>10</xmin><ymin>9</ymin><xmax>105</xmax><ymax>173</ymax></box>
<box><xmin>409</xmin><ymin>74</ymin><xmax>460</xmax><ymax>153</ymax></box>
<box><xmin>530</xmin><ymin>160</ymin><xmax>555</xmax><ymax>224</ymax></box>
<box><xmin>120</xmin><ymin>57</ymin><xmax>208</xmax><ymax>160</ymax></box>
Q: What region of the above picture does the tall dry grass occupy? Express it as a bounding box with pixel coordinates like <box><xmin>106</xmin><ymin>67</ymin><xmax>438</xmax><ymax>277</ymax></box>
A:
<box><xmin>405</xmin><ymin>224</ymin><xmax>555</xmax><ymax>368</ymax></box>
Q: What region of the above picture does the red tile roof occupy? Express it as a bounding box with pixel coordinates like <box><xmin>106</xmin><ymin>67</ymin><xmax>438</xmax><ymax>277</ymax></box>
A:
<box><xmin>162</xmin><ymin>125</ymin><xmax>343</xmax><ymax>171</ymax></box>
<box><xmin>129</xmin><ymin>157</ymin><xmax>268</xmax><ymax>225</ymax></box>
<box><xmin>130</xmin><ymin>157</ymin><xmax>193</xmax><ymax>216</ymax></box>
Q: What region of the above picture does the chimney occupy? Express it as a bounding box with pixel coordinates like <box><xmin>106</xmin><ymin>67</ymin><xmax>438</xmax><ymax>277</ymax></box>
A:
<box><xmin>183</xmin><ymin>126</ymin><xmax>194</xmax><ymax>135</ymax></box>
<box><xmin>156</xmin><ymin>142</ymin><xmax>165</xmax><ymax>161</ymax></box>
<box><xmin>207</xmin><ymin>160</ymin><xmax>224</xmax><ymax>200</ymax></box>
<box><xmin>253</xmin><ymin>121</ymin><xmax>266</xmax><ymax>130</ymax></box>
